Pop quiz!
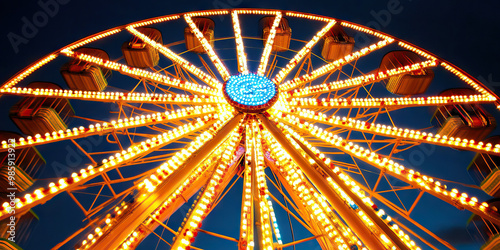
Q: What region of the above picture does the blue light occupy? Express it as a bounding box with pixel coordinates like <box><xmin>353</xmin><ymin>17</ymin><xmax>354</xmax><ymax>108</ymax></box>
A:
<box><xmin>224</xmin><ymin>73</ymin><xmax>277</xmax><ymax>107</ymax></box>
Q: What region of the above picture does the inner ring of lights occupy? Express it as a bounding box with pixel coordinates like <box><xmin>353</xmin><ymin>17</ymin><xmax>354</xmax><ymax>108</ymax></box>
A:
<box><xmin>223</xmin><ymin>73</ymin><xmax>278</xmax><ymax>113</ymax></box>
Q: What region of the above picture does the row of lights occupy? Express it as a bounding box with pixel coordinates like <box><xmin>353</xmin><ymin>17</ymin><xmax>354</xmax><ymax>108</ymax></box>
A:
<box><xmin>63</xmin><ymin>49</ymin><xmax>217</xmax><ymax>95</ymax></box>
<box><xmin>280</xmin><ymin>39</ymin><xmax>392</xmax><ymax>91</ymax></box>
<box><xmin>397</xmin><ymin>42</ymin><xmax>436</xmax><ymax>61</ymax></box>
<box><xmin>286</xmin><ymin>95</ymin><xmax>496</xmax><ymax>109</ymax></box>
<box><xmin>274</xmin><ymin>122</ymin><xmax>421</xmax><ymax>249</ymax></box>
<box><xmin>0</xmin><ymin>114</ymin><xmax>218</xmax><ymax>218</ymax></box>
<box><xmin>136</xmin><ymin>112</ymin><xmax>231</xmax><ymax>194</ymax></box>
<box><xmin>0</xmin><ymin>87</ymin><xmax>225</xmax><ymax>105</ymax></box>
<box><xmin>128</xmin><ymin>15</ymin><xmax>180</xmax><ymax>28</ymax></box>
<box><xmin>170</xmin><ymin>125</ymin><xmax>243</xmax><ymax>250</ymax></box>
<box><xmin>232</xmin><ymin>11</ymin><xmax>249</xmax><ymax>74</ymax></box>
<box><xmin>273</xmin><ymin>108</ymin><xmax>500</xmax><ymax>154</ymax></box>
<box><xmin>441</xmin><ymin>62</ymin><xmax>498</xmax><ymax>108</ymax></box>
<box><xmin>184</xmin><ymin>15</ymin><xmax>231</xmax><ymax>81</ymax></box>
<box><xmin>250</xmin><ymin>122</ymin><xmax>275</xmax><ymax>250</ymax></box>
<box><xmin>262</xmin><ymin>128</ymin><xmax>362</xmax><ymax>249</ymax></box>
<box><xmin>60</xmin><ymin>29</ymin><xmax>121</xmax><ymax>53</ymax></box>
<box><xmin>285</xmin><ymin>12</ymin><xmax>333</xmax><ymax>22</ymax></box>
<box><xmin>273</xmin><ymin>20</ymin><xmax>337</xmax><ymax>84</ymax></box>
<box><xmin>274</xmin><ymin>114</ymin><xmax>497</xmax><ymax>221</ymax></box>
<box><xmin>341</xmin><ymin>22</ymin><xmax>394</xmax><ymax>42</ymax></box>
<box><xmin>126</xmin><ymin>26</ymin><xmax>222</xmax><ymax>90</ymax></box>
<box><xmin>235</xmin><ymin>10</ymin><xmax>280</xmax><ymax>15</ymax></box>
<box><xmin>257</xmin><ymin>12</ymin><xmax>283</xmax><ymax>76</ymax></box>
<box><xmin>114</xmin><ymin>112</ymin><xmax>235</xmax><ymax>250</ymax></box>
<box><xmin>185</xmin><ymin>10</ymin><xmax>229</xmax><ymax>17</ymax></box>
<box><xmin>1</xmin><ymin>105</ymin><xmax>217</xmax><ymax>150</ymax></box>
<box><xmin>240</xmin><ymin>124</ymin><xmax>255</xmax><ymax>250</ymax></box>
<box><xmin>75</xmin><ymin>202</ymin><xmax>130</xmax><ymax>250</ymax></box>
<box><xmin>286</xmin><ymin>60</ymin><xmax>437</xmax><ymax>98</ymax></box>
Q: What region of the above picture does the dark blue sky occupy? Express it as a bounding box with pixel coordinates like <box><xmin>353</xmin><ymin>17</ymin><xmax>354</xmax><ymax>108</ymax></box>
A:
<box><xmin>1</xmin><ymin>1</ymin><xmax>500</xmax><ymax>250</ymax></box>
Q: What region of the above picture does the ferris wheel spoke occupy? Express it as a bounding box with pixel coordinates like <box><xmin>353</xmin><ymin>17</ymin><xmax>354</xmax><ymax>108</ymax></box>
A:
<box><xmin>286</xmin><ymin>94</ymin><xmax>497</xmax><ymax>110</ymax></box>
<box><xmin>257</xmin><ymin>12</ymin><xmax>283</xmax><ymax>76</ymax></box>
<box><xmin>123</xmin><ymin>27</ymin><xmax>221</xmax><ymax>90</ymax></box>
<box><xmin>183</xmin><ymin>15</ymin><xmax>231</xmax><ymax>82</ymax></box>
<box><xmin>0</xmin><ymin>87</ymin><xmax>225</xmax><ymax>107</ymax></box>
<box><xmin>240</xmin><ymin>124</ymin><xmax>255</xmax><ymax>249</ymax></box>
<box><xmin>0</xmin><ymin>114</ymin><xmax>220</xmax><ymax>221</ymax></box>
<box><xmin>232</xmin><ymin>11</ymin><xmax>249</xmax><ymax>74</ymax></box>
<box><xmin>280</xmin><ymin>39</ymin><xmax>393</xmax><ymax>92</ymax></box>
<box><xmin>277</xmin><ymin>115</ymin><xmax>500</xmax><ymax>226</ymax></box>
<box><xmin>272</xmin><ymin>20</ymin><xmax>336</xmax><ymax>84</ymax></box>
<box><xmin>270</xmin><ymin>107</ymin><xmax>500</xmax><ymax>156</ymax></box>
<box><xmin>245</xmin><ymin>121</ymin><xmax>277</xmax><ymax>249</ymax></box>
<box><xmin>1</xmin><ymin>105</ymin><xmax>218</xmax><ymax>151</ymax></box>
<box><xmin>286</xmin><ymin>60</ymin><xmax>437</xmax><ymax>98</ymax></box>
<box><xmin>60</xmin><ymin>49</ymin><xmax>216</xmax><ymax>95</ymax></box>
<box><xmin>89</xmin><ymin>118</ymin><xmax>240</xmax><ymax>250</ymax></box>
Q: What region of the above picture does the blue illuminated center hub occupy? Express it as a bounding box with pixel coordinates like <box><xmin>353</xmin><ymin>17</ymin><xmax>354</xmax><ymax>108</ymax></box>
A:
<box><xmin>223</xmin><ymin>73</ymin><xmax>279</xmax><ymax>113</ymax></box>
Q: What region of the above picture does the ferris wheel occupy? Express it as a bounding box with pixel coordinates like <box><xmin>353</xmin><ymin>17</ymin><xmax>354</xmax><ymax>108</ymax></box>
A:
<box><xmin>1</xmin><ymin>8</ymin><xmax>500</xmax><ymax>250</ymax></box>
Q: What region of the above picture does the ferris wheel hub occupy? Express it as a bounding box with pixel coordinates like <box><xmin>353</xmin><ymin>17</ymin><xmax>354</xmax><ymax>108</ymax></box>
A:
<box><xmin>222</xmin><ymin>73</ymin><xmax>279</xmax><ymax>113</ymax></box>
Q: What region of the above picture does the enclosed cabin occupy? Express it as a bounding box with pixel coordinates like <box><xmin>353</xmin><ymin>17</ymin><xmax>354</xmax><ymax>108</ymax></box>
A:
<box><xmin>431</xmin><ymin>88</ymin><xmax>496</xmax><ymax>141</ymax></box>
<box><xmin>61</xmin><ymin>48</ymin><xmax>110</xmax><ymax>91</ymax></box>
<box><xmin>321</xmin><ymin>23</ymin><xmax>355</xmax><ymax>61</ymax></box>
<box><xmin>260</xmin><ymin>16</ymin><xmax>291</xmax><ymax>52</ymax></box>
<box><xmin>10</xmin><ymin>82</ymin><xmax>74</xmax><ymax>136</ymax></box>
<box><xmin>379</xmin><ymin>51</ymin><xmax>434</xmax><ymax>95</ymax></box>
<box><xmin>122</xmin><ymin>27</ymin><xmax>162</xmax><ymax>68</ymax></box>
<box><xmin>184</xmin><ymin>17</ymin><xmax>214</xmax><ymax>54</ymax></box>
<box><xmin>467</xmin><ymin>199</ymin><xmax>500</xmax><ymax>249</ymax></box>
<box><xmin>0</xmin><ymin>131</ymin><xmax>45</xmax><ymax>192</ymax></box>
<box><xmin>468</xmin><ymin>136</ymin><xmax>500</xmax><ymax>197</ymax></box>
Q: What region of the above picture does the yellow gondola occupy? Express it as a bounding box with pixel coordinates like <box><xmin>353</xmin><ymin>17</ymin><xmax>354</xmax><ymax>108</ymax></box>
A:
<box><xmin>261</xmin><ymin>16</ymin><xmax>291</xmax><ymax>52</ymax></box>
<box><xmin>61</xmin><ymin>48</ymin><xmax>110</xmax><ymax>91</ymax></box>
<box><xmin>380</xmin><ymin>50</ymin><xmax>434</xmax><ymax>95</ymax></box>
<box><xmin>321</xmin><ymin>23</ymin><xmax>355</xmax><ymax>61</ymax></box>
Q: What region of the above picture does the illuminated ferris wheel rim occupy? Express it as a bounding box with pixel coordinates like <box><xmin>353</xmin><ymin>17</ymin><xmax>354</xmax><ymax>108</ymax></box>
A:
<box><xmin>1</xmin><ymin>8</ymin><xmax>499</xmax><ymax>105</ymax></box>
<box><xmin>1</xmin><ymin>7</ymin><xmax>500</xmax><ymax>250</ymax></box>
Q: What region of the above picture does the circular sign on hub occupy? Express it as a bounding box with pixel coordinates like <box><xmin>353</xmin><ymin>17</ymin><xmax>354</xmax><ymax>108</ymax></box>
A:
<box><xmin>223</xmin><ymin>73</ymin><xmax>279</xmax><ymax>113</ymax></box>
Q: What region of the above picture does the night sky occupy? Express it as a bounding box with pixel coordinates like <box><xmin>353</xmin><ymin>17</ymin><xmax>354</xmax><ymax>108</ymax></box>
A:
<box><xmin>1</xmin><ymin>0</ymin><xmax>500</xmax><ymax>249</ymax></box>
